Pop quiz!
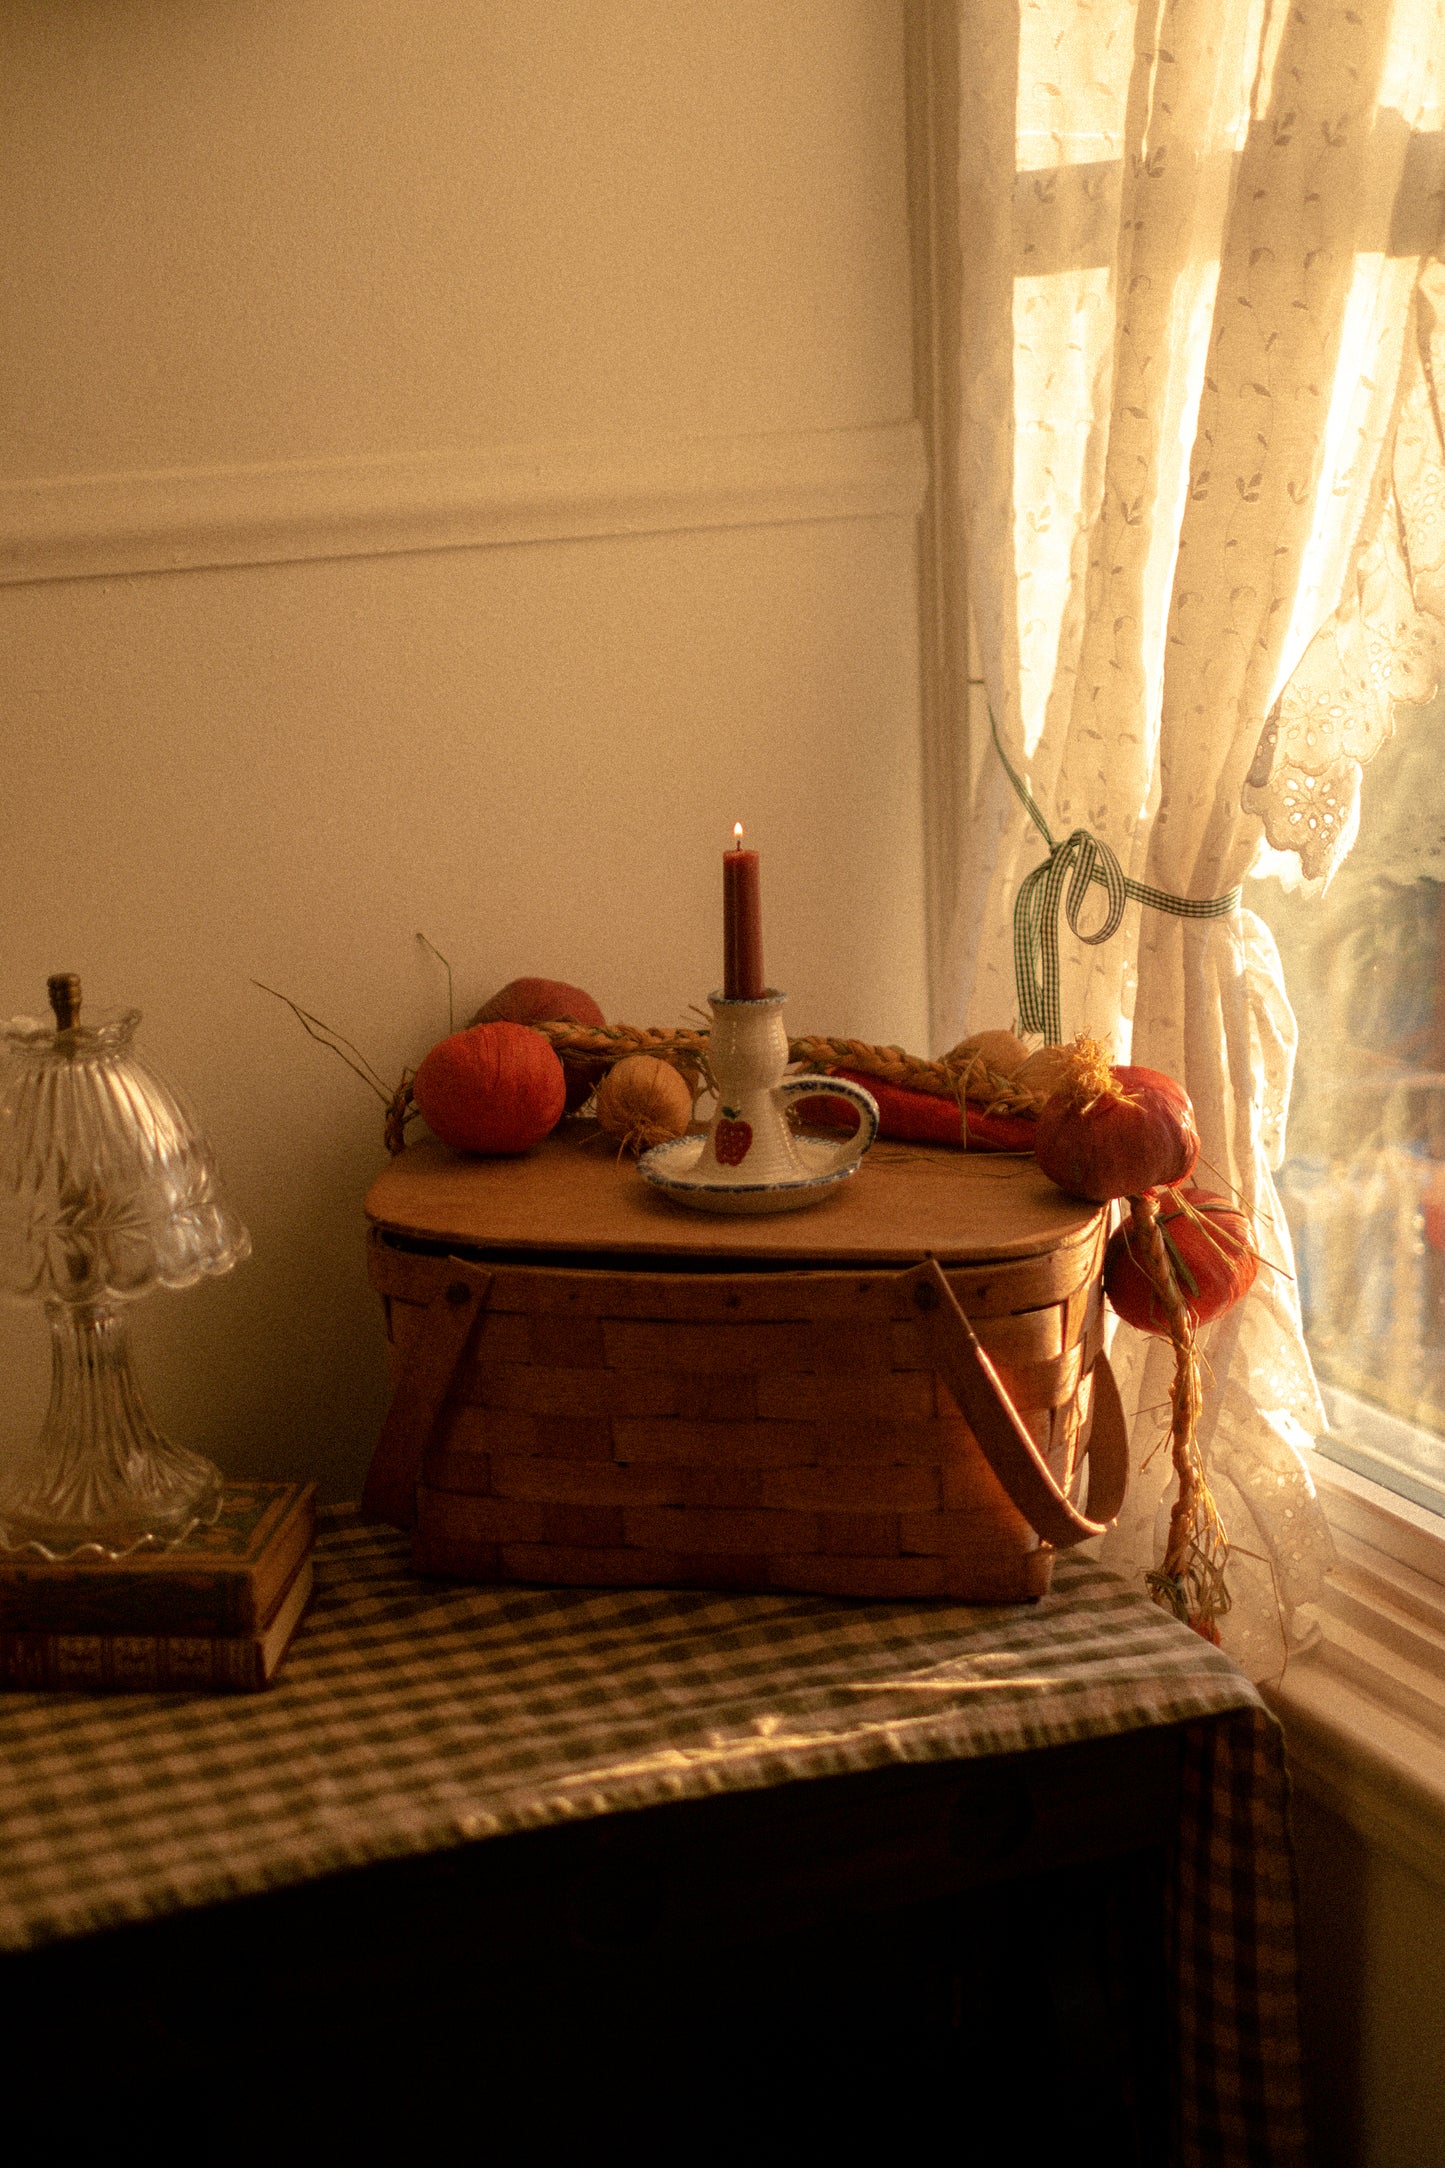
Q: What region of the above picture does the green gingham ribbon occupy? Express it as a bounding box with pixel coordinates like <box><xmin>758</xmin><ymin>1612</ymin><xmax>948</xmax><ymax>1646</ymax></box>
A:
<box><xmin>991</xmin><ymin>712</ymin><xmax>1242</xmax><ymax>1044</ymax></box>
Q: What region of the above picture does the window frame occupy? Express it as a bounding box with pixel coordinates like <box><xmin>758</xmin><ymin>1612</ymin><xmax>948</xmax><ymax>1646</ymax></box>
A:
<box><xmin>1269</xmin><ymin>1446</ymin><xmax>1445</xmax><ymax>1893</ymax></box>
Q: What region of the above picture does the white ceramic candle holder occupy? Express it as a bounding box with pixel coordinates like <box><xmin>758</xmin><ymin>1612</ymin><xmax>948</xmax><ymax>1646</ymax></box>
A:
<box><xmin>638</xmin><ymin>992</ymin><xmax>878</xmax><ymax>1215</ymax></box>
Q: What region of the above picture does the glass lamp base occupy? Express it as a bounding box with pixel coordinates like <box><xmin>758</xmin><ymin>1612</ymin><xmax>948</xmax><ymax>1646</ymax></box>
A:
<box><xmin>0</xmin><ymin>1300</ymin><xmax>224</xmax><ymax>1560</ymax></box>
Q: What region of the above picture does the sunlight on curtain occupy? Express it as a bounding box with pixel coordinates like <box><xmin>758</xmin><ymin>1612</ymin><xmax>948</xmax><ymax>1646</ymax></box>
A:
<box><xmin>948</xmin><ymin>0</ymin><xmax>1445</xmax><ymax>1674</ymax></box>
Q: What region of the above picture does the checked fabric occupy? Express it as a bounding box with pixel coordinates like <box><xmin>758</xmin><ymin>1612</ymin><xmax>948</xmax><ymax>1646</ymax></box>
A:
<box><xmin>0</xmin><ymin>1510</ymin><xmax>1305</xmax><ymax>2164</ymax></box>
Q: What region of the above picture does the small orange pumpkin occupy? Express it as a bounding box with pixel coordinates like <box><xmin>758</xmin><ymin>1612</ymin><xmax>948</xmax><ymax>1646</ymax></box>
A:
<box><xmin>413</xmin><ymin>1021</ymin><xmax>566</xmax><ymax>1155</ymax></box>
<box><xmin>1105</xmin><ymin>1186</ymin><xmax>1257</xmax><ymax>1333</ymax></box>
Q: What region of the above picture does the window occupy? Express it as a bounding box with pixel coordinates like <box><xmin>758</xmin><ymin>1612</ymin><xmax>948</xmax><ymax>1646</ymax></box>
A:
<box><xmin>1257</xmin><ymin>682</ymin><xmax>1445</xmax><ymax>1518</ymax></box>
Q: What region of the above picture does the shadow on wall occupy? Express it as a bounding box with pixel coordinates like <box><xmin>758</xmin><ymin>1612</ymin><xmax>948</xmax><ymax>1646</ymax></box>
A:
<box><xmin>1293</xmin><ymin>1788</ymin><xmax>1367</xmax><ymax>2168</ymax></box>
<box><xmin>1292</xmin><ymin>1784</ymin><xmax>1445</xmax><ymax>2168</ymax></box>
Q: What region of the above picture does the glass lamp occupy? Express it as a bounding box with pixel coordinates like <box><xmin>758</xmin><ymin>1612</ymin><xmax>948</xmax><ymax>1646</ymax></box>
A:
<box><xmin>0</xmin><ymin>974</ymin><xmax>251</xmax><ymax>1558</ymax></box>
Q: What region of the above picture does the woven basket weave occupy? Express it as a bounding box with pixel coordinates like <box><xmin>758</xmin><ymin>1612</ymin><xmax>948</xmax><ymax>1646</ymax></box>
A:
<box><xmin>361</xmin><ymin>1135</ymin><xmax>1125</xmax><ymax>1602</ymax></box>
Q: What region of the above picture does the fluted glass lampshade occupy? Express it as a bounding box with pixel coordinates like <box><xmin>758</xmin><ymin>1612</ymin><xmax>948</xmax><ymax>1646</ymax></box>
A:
<box><xmin>0</xmin><ymin>975</ymin><xmax>251</xmax><ymax>1557</ymax></box>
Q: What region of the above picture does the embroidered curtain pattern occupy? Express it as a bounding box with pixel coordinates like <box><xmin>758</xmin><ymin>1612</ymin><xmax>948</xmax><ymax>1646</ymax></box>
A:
<box><xmin>948</xmin><ymin>0</ymin><xmax>1445</xmax><ymax>1670</ymax></box>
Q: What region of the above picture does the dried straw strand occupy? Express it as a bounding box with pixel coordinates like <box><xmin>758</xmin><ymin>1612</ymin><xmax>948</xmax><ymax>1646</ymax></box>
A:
<box><xmin>1128</xmin><ymin>1191</ymin><xmax>1230</xmax><ymax>1639</ymax></box>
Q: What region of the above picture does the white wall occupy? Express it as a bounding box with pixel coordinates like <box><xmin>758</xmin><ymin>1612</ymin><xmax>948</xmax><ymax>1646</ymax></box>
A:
<box><xmin>0</xmin><ymin>0</ymin><xmax>928</xmax><ymax>1500</ymax></box>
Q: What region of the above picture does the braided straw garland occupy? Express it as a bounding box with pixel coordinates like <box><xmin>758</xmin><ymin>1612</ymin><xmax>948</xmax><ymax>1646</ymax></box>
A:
<box><xmin>528</xmin><ymin>1021</ymin><xmax>1052</xmax><ymax>1125</ymax></box>
<box><xmin>531</xmin><ymin>1020</ymin><xmax>712</xmax><ymax>1086</ymax></box>
<box><xmin>787</xmin><ymin>1036</ymin><xmax>1051</xmax><ymax>1120</ymax></box>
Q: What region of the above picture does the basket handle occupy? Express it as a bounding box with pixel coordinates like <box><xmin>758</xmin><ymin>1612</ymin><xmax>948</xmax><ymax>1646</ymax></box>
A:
<box><xmin>361</xmin><ymin>1260</ymin><xmax>494</xmax><ymax>1529</ymax></box>
<box><xmin>904</xmin><ymin>1257</ymin><xmax>1127</xmax><ymax>1549</ymax></box>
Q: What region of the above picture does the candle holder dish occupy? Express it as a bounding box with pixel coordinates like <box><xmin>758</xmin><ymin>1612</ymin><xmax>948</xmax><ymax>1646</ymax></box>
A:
<box><xmin>0</xmin><ymin>976</ymin><xmax>251</xmax><ymax>1559</ymax></box>
<box><xmin>638</xmin><ymin>991</ymin><xmax>878</xmax><ymax>1215</ymax></box>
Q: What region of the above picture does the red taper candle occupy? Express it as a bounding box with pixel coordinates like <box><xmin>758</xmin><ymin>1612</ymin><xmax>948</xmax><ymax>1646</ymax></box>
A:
<box><xmin>723</xmin><ymin>823</ymin><xmax>765</xmax><ymax>999</ymax></box>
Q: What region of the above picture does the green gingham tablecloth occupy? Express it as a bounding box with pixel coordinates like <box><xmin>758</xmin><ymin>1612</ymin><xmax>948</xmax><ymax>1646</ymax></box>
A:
<box><xmin>0</xmin><ymin>1510</ymin><xmax>1305</xmax><ymax>2165</ymax></box>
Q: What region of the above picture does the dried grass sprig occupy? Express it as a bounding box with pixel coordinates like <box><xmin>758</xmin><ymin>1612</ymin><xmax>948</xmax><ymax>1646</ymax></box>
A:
<box><xmin>255</xmin><ymin>981</ymin><xmax>421</xmax><ymax>1154</ymax></box>
<box><xmin>1126</xmin><ymin>1190</ymin><xmax>1230</xmax><ymax>1640</ymax></box>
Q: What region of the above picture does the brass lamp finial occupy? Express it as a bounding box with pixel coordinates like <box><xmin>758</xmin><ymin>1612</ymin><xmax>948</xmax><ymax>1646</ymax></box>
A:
<box><xmin>47</xmin><ymin>974</ymin><xmax>81</xmax><ymax>1032</ymax></box>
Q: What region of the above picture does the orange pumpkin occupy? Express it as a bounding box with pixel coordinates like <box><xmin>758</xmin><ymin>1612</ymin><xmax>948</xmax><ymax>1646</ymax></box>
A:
<box><xmin>413</xmin><ymin>1021</ymin><xmax>566</xmax><ymax>1155</ymax></box>
<box><xmin>1105</xmin><ymin>1186</ymin><xmax>1257</xmax><ymax>1333</ymax></box>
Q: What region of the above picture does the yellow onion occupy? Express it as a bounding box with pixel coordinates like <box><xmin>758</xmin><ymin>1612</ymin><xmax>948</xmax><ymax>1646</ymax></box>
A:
<box><xmin>594</xmin><ymin>1055</ymin><xmax>694</xmax><ymax>1156</ymax></box>
<box><xmin>1012</xmin><ymin>1044</ymin><xmax>1079</xmax><ymax>1099</ymax></box>
<box><xmin>946</xmin><ymin>1028</ymin><xmax>1030</xmax><ymax>1078</ymax></box>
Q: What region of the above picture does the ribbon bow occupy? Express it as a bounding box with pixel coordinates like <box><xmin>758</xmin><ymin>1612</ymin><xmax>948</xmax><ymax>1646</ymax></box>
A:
<box><xmin>991</xmin><ymin>713</ymin><xmax>1242</xmax><ymax>1045</ymax></box>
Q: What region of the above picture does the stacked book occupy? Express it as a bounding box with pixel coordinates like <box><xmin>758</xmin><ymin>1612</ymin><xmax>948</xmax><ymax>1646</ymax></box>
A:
<box><xmin>0</xmin><ymin>1481</ymin><xmax>315</xmax><ymax>1692</ymax></box>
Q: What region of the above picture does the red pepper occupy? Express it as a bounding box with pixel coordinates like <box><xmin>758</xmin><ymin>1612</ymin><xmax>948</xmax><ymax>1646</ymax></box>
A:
<box><xmin>795</xmin><ymin>1070</ymin><xmax>1035</xmax><ymax>1152</ymax></box>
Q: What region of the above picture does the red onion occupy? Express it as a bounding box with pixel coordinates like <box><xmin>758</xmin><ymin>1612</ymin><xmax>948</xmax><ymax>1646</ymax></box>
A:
<box><xmin>470</xmin><ymin>976</ymin><xmax>605</xmax><ymax>1030</ymax></box>
<box><xmin>1035</xmin><ymin>1055</ymin><xmax>1199</xmax><ymax>1203</ymax></box>
<box><xmin>813</xmin><ymin>1070</ymin><xmax>1035</xmax><ymax>1150</ymax></box>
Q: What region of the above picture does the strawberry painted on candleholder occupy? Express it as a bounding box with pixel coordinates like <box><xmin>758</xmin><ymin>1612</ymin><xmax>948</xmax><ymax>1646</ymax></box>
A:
<box><xmin>713</xmin><ymin>1108</ymin><xmax>753</xmax><ymax>1166</ymax></box>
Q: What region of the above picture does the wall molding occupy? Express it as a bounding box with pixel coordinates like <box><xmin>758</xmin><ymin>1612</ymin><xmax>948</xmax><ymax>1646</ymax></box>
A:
<box><xmin>0</xmin><ymin>422</ymin><xmax>926</xmax><ymax>588</ymax></box>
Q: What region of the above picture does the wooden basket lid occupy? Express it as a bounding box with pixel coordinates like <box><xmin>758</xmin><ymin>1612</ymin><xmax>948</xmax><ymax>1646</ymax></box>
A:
<box><xmin>365</xmin><ymin>1131</ymin><xmax>1103</xmax><ymax>1268</ymax></box>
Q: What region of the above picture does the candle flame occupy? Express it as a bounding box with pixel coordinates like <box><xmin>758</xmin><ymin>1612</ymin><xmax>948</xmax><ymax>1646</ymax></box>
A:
<box><xmin>732</xmin><ymin>822</ymin><xmax>744</xmax><ymax>847</ymax></box>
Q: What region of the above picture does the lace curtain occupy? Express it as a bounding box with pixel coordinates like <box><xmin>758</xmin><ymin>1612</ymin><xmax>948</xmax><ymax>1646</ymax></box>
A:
<box><xmin>945</xmin><ymin>0</ymin><xmax>1445</xmax><ymax>1673</ymax></box>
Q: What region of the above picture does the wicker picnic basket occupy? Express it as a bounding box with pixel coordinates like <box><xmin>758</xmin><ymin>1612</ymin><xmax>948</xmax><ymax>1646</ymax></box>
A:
<box><xmin>360</xmin><ymin>1131</ymin><xmax>1127</xmax><ymax>1602</ymax></box>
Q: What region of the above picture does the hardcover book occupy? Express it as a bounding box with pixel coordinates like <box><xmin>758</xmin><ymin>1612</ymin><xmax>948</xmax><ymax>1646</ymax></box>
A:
<box><xmin>0</xmin><ymin>1556</ymin><xmax>313</xmax><ymax>1693</ymax></box>
<box><xmin>0</xmin><ymin>1481</ymin><xmax>316</xmax><ymax>1639</ymax></box>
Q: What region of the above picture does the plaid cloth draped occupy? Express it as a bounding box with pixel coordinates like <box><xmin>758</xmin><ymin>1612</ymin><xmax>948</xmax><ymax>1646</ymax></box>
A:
<box><xmin>0</xmin><ymin>1510</ymin><xmax>1304</xmax><ymax>2163</ymax></box>
<box><xmin>1171</xmin><ymin>1710</ymin><xmax>1308</xmax><ymax>2166</ymax></box>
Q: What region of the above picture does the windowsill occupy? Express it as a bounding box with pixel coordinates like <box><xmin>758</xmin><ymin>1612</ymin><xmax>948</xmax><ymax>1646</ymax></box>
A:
<box><xmin>1316</xmin><ymin>1380</ymin><xmax>1445</xmax><ymax>1520</ymax></box>
<box><xmin>1267</xmin><ymin>1449</ymin><xmax>1445</xmax><ymax>1889</ymax></box>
